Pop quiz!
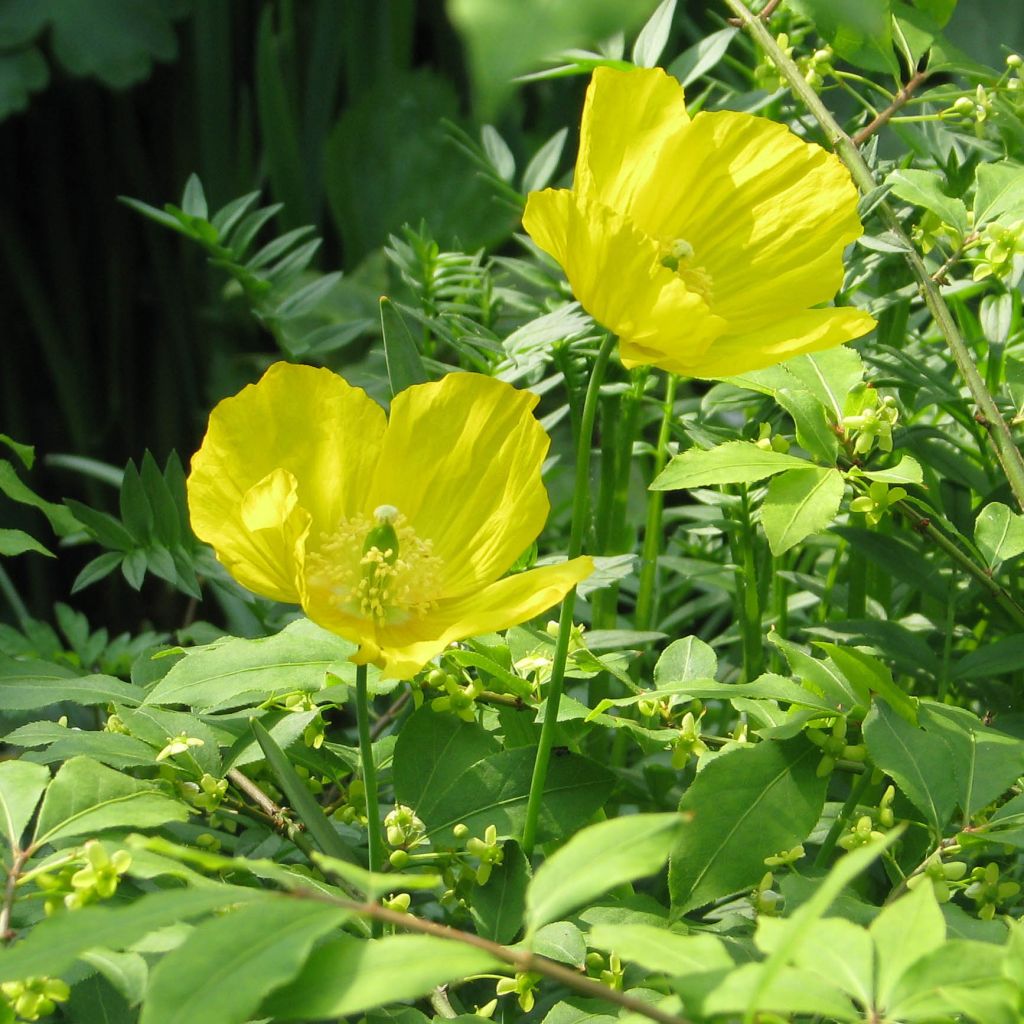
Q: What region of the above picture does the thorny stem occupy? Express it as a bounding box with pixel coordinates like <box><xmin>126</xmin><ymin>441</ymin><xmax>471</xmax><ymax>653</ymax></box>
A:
<box><xmin>522</xmin><ymin>332</ymin><xmax>617</xmax><ymax>857</ymax></box>
<box><xmin>635</xmin><ymin>374</ymin><xmax>678</xmax><ymax>631</ymax></box>
<box><xmin>725</xmin><ymin>0</ymin><xmax>1024</xmax><ymax>513</ymax></box>
<box><xmin>851</xmin><ymin>69</ymin><xmax>932</xmax><ymax>145</ymax></box>
<box><xmin>297</xmin><ymin>891</ymin><xmax>695</xmax><ymax>1024</ymax></box>
<box><xmin>726</xmin><ymin>0</ymin><xmax>781</xmax><ymax>26</ymax></box>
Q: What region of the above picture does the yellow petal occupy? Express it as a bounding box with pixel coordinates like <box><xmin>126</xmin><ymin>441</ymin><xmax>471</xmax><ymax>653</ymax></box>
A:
<box><xmin>366</xmin><ymin>373</ymin><xmax>551</xmax><ymax>595</ymax></box>
<box><xmin>574</xmin><ymin>66</ymin><xmax>690</xmax><ymax>219</ymax></box>
<box><xmin>188</xmin><ymin>362</ymin><xmax>386</xmax><ymax>601</ymax></box>
<box><xmin>681</xmin><ymin>307</ymin><xmax>877</xmax><ymax>379</ymax></box>
<box><xmin>371</xmin><ymin>557</ymin><xmax>595</xmax><ymax>680</ymax></box>
<box><xmin>629</xmin><ymin>110</ymin><xmax>863</xmax><ymax>326</ymax></box>
<box><xmin>524</xmin><ymin>188</ymin><xmax>725</xmax><ymax>363</ymax></box>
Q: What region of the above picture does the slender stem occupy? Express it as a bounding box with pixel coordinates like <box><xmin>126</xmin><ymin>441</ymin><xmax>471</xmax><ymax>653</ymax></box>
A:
<box><xmin>725</xmin><ymin>0</ymin><xmax>1024</xmax><ymax>512</ymax></box>
<box><xmin>815</xmin><ymin>765</ymin><xmax>875</xmax><ymax>866</ymax></box>
<box><xmin>0</xmin><ymin>850</ymin><xmax>29</xmax><ymax>942</ymax></box>
<box><xmin>851</xmin><ymin>69</ymin><xmax>931</xmax><ymax>145</ymax></box>
<box><xmin>522</xmin><ymin>333</ymin><xmax>617</xmax><ymax>857</ymax></box>
<box><xmin>355</xmin><ymin>663</ymin><xmax>385</xmax><ymax>889</ymax></box>
<box><xmin>295</xmin><ymin>892</ymin><xmax>694</xmax><ymax>1024</ymax></box>
<box><xmin>635</xmin><ymin>375</ymin><xmax>678</xmax><ymax>631</ymax></box>
<box><xmin>0</xmin><ymin>566</ymin><xmax>29</xmax><ymax>626</ymax></box>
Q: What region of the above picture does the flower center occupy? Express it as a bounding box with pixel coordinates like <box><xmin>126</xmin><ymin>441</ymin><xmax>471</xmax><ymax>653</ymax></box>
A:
<box><xmin>306</xmin><ymin>506</ymin><xmax>443</xmax><ymax>625</ymax></box>
<box><xmin>658</xmin><ymin>237</ymin><xmax>713</xmax><ymax>304</ymax></box>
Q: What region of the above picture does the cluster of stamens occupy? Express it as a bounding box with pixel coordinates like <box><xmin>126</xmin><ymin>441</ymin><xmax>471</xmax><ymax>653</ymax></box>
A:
<box><xmin>306</xmin><ymin>505</ymin><xmax>442</xmax><ymax>626</ymax></box>
<box><xmin>658</xmin><ymin>237</ymin><xmax>714</xmax><ymax>303</ymax></box>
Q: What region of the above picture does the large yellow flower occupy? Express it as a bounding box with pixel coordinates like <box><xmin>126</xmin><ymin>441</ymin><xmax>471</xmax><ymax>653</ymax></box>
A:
<box><xmin>523</xmin><ymin>66</ymin><xmax>876</xmax><ymax>377</ymax></box>
<box><xmin>187</xmin><ymin>363</ymin><xmax>593</xmax><ymax>679</ymax></box>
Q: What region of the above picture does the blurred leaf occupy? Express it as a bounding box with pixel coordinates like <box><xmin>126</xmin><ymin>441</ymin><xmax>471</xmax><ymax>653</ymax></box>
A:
<box><xmin>632</xmin><ymin>0</ymin><xmax>676</xmax><ymax>68</ymax></box>
<box><xmin>0</xmin><ymin>47</ymin><xmax>48</xmax><ymax>119</ymax></box>
<box><xmin>48</xmin><ymin>0</ymin><xmax>182</xmax><ymax>88</ymax></box>
<box><xmin>667</xmin><ymin>26</ymin><xmax>738</xmax><ymax>87</ymax></box>
<box><xmin>0</xmin><ymin>528</ymin><xmax>52</xmax><ymax>558</ymax></box>
<box><xmin>448</xmin><ymin>0</ymin><xmax>659</xmax><ymax>116</ymax></box>
<box><xmin>262</xmin><ymin>935</ymin><xmax>500</xmax><ymax>1020</ymax></box>
<box><xmin>974</xmin><ymin>501</ymin><xmax>1024</xmax><ymax>566</ymax></box>
<box><xmin>139</xmin><ymin>899</ymin><xmax>349</xmax><ymax>1024</ymax></box>
<box><xmin>788</xmin><ymin>0</ymin><xmax>900</xmax><ymax>74</ymax></box>
<box><xmin>521</xmin><ymin>128</ymin><xmax>569</xmax><ymax>194</ymax></box>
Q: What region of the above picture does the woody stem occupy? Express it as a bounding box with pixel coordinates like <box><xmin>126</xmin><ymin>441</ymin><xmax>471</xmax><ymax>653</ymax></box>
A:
<box><xmin>522</xmin><ymin>332</ymin><xmax>617</xmax><ymax>857</ymax></box>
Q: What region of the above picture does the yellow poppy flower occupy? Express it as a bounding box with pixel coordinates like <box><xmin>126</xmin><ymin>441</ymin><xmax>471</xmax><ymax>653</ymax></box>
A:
<box><xmin>523</xmin><ymin>66</ymin><xmax>876</xmax><ymax>377</ymax></box>
<box><xmin>187</xmin><ymin>363</ymin><xmax>593</xmax><ymax>679</ymax></box>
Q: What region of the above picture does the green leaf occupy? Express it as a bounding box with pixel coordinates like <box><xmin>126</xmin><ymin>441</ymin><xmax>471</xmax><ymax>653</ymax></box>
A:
<box><xmin>816</xmin><ymin>644</ymin><xmax>917</xmax><ymax>724</ymax></box>
<box><xmin>180</xmin><ymin>174</ymin><xmax>207</xmax><ymax>221</ymax></box>
<box><xmin>0</xmin><ymin>434</ymin><xmax>33</xmax><ymax>468</ymax></box>
<box><xmin>481</xmin><ymin>124</ymin><xmax>516</xmax><ymax>181</ymax></box>
<box><xmin>863</xmin><ymin>700</ymin><xmax>958</xmax><ymax>832</ymax></box>
<box><xmin>887</xmin><ymin>169</ymin><xmax>969</xmax><ymax>236</ymax></box>
<box><xmin>0</xmin><ymin>760</ymin><xmax>49</xmax><ymax>852</ymax></box>
<box><xmin>974</xmin><ymin>501</ymin><xmax>1024</xmax><ymax>566</ymax></box>
<box><xmin>0</xmin><ymin>656</ymin><xmax>141</xmax><ymax>710</ymax></box>
<box><xmin>0</xmin><ymin>528</ymin><xmax>52</xmax><ymax>557</ymax></box>
<box><xmin>655</xmin><ymin>636</ymin><xmax>718</xmax><ymax>685</ymax></box>
<box><xmin>632</xmin><ymin>0</ymin><xmax>676</xmax><ymax>67</ymax></box>
<box><xmin>394</xmin><ymin>709</ymin><xmax>611</xmax><ymax>843</ymax></box>
<box><xmin>788</xmin><ymin>0</ymin><xmax>899</xmax><ymax>73</ymax></box>
<box><xmin>859</xmin><ymin>455</ymin><xmax>923</xmax><ymax>485</ymax></box>
<box><xmin>887</xmin><ymin>940</ymin><xmax>1019</xmax><ymax>1023</ymax></box>
<box><xmin>447</xmin><ymin>0</ymin><xmax>658</xmax><ymax>116</ymax></box>
<box><xmin>784</xmin><ymin>347</ymin><xmax>866</xmax><ymax>422</ymax></box>
<box><xmin>669</xmin><ymin>739</ymin><xmax>827</xmax><ymax>913</ymax></box>
<box><xmin>0</xmin><ymin>886</ymin><xmax>266</xmax><ymax>983</ymax></box>
<box><xmin>261</xmin><ymin>935</ymin><xmax>501</xmax><ymax>1019</ymax></box>
<box><xmin>48</xmin><ymin>0</ymin><xmax>181</xmax><ymax>88</ymax></box>
<box><xmin>760</xmin><ymin>467</ymin><xmax>845</xmax><ymax>556</ymax></box>
<box><xmin>145</xmin><ymin>618</ymin><xmax>357</xmax><ymax>712</ymax></box>
<box><xmin>652</xmin><ymin>441</ymin><xmax>809</xmax><ymax>490</ymax></box>
<box><xmin>251</xmin><ymin>718</ymin><xmax>359</xmax><ymax>863</ymax></box>
<box><xmin>380</xmin><ymin>297</ymin><xmax>429</xmax><ymax>397</ymax></box>
<box><xmin>532</xmin><ymin>921</ymin><xmax>587</xmax><ymax>967</ymax></box>
<box><xmin>526</xmin><ymin>813</ymin><xmax>687</xmax><ymax>933</ymax></box>
<box><xmin>0</xmin><ymin>459</ymin><xmax>79</xmax><ymax>535</ymax></box>
<box><xmin>973</xmin><ymin>162</ymin><xmax>1024</xmax><ymax>226</ymax></box>
<box><xmin>471</xmin><ymin>840</ymin><xmax>530</xmax><ymax>943</ymax></box>
<box><xmin>521</xmin><ymin>128</ymin><xmax>568</xmax><ymax>194</ymax></box>
<box><xmin>953</xmin><ymin>635</ymin><xmax>1024</xmax><ymax>679</ymax></box>
<box><xmin>139</xmin><ymin>898</ymin><xmax>349</xmax><ymax>1024</ymax></box>
<box><xmin>774</xmin><ymin>388</ymin><xmax>839</xmax><ymax>464</ymax></box>
<box><xmin>870</xmin><ymin>881</ymin><xmax>945</xmax><ymax>1008</ymax></box>
<box><xmin>32</xmin><ymin>756</ymin><xmax>188</xmax><ymax>845</ymax></box>
<box><xmin>588</xmin><ymin>922</ymin><xmax>732</xmax><ymax>974</ymax></box>
<box><xmin>667</xmin><ymin>26</ymin><xmax>738</xmax><ymax>87</ymax></box>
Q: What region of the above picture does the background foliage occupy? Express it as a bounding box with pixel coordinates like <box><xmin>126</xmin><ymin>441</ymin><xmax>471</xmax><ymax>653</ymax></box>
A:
<box><xmin>4</xmin><ymin>1</ymin><xmax>1024</xmax><ymax>1023</ymax></box>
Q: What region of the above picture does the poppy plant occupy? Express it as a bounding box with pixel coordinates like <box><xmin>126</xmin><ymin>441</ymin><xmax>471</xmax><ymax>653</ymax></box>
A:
<box><xmin>523</xmin><ymin>66</ymin><xmax>876</xmax><ymax>377</ymax></box>
<box><xmin>187</xmin><ymin>363</ymin><xmax>593</xmax><ymax>679</ymax></box>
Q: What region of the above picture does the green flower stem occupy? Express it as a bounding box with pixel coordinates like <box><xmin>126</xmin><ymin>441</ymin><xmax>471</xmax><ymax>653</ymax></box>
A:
<box><xmin>725</xmin><ymin>0</ymin><xmax>1024</xmax><ymax>513</ymax></box>
<box><xmin>814</xmin><ymin>763</ymin><xmax>876</xmax><ymax>867</ymax></box>
<box><xmin>522</xmin><ymin>332</ymin><xmax>617</xmax><ymax>857</ymax></box>
<box><xmin>728</xmin><ymin>486</ymin><xmax>764</xmax><ymax>682</ymax></box>
<box><xmin>635</xmin><ymin>374</ymin><xmax>678</xmax><ymax>631</ymax></box>
<box><xmin>354</xmin><ymin>663</ymin><xmax>385</xmax><ymax>893</ymax></box>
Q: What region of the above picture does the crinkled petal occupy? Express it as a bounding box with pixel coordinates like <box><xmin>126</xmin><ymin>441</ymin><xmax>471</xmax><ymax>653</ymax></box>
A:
<box><xmin>369</xmin><ymin>557</ymin><xmax>595</xmax><ymax>680</ymax></box>
<box><xmin>524</xmin><ymin>188</ymin><xmax>725</xmax><ymax>363</ymax></box>
<box><xmin>188</xmin><ymin>362</ymin><xmax>386</xmax><ymax>601</ymax></box>
<box><xmin>681</xmin><ymin>307</ymin><xmax>876</xmax><ymax>379</ymax></box>
<box><xmin>624</xmin><ymin>109</ymin><xmax>863</xmax><ymax>327</ymax></box>
<box><xmin>366</xmin><ymin>373</ymin><xmax>551</xmax><ymax>596</ymax></box>
<box><xmin>574</xmin><ymin>65</ymin><xmax>690</xmax><ymax>218</ymax></box>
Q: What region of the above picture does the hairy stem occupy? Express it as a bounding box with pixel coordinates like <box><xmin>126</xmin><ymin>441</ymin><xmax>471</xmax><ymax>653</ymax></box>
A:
<box><xmin>522</xmin><ymin>333</ymin><xmax>617</xmax><ymax>856</ymax></box>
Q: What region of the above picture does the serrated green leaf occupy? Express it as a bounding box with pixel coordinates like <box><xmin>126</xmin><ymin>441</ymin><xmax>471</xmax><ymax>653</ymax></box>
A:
<box><xmin>0</xmin><ymin>760</ymin><xmax>49</xmax><ymax>852</ymax></box>
<box><xmin>761</xmin><ymin>467</ymin><xmax>844</xmax><ymax>556</ymax></box>
<box><xmin>652</xmin><ymin>441</ymin><xmax>809</xmax><ymax>490</ymax></box>
<box><xmin>0</xmin><ymin>656</ymin><xmax>141</xmax><ymax>710</ymax></box>
<box><xmin>775</xmin><ymin>388</ymin><xmax>839</xmax><ymax>464</ymax></box>
<box><xmin>887</xmin><ymin>168</ymin><xmax>969</xmax><ymax>236</ymax></box>
<box><xmin>973</xmin><ymin>162</ymin><xmax>1024</xmax><ymax>226</ymax></box>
